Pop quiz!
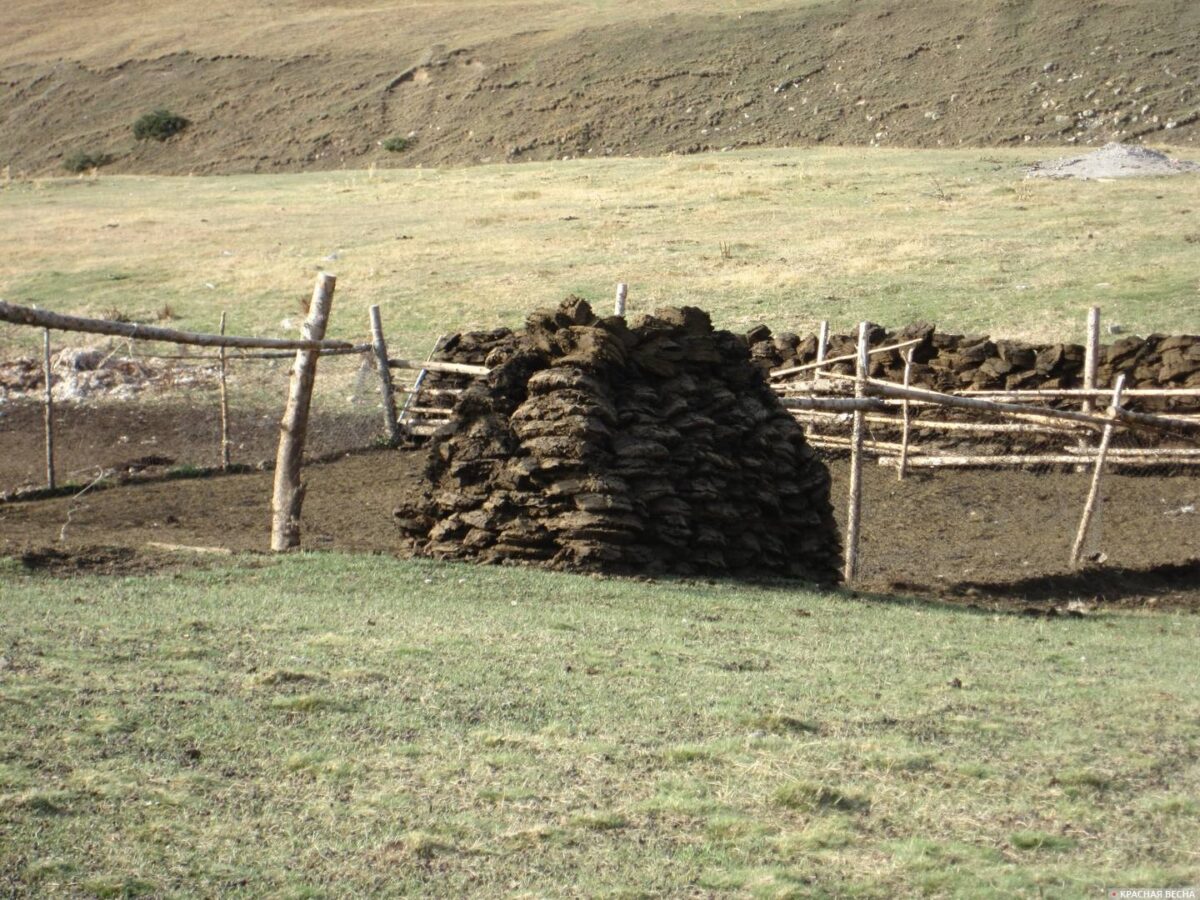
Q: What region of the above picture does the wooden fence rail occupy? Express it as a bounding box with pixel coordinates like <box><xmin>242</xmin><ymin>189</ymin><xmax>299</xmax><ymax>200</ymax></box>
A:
<box><xmin>0</xmin><ymin>300</ymin><xmax>357</xmax><ymax>352</ymax></box>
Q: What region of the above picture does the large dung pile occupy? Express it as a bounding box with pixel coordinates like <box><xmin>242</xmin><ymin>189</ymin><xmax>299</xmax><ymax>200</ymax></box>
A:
<box><xmin>394</xmin><ymin>299</ymin><xmax>842</xmax><ymax>582</ymax></box>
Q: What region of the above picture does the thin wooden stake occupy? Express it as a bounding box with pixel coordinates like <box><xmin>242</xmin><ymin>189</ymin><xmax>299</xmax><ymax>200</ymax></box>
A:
<box><xmin>1077</xmin><ymin>306</ymin><xmax>1101</xmax><ymax>471</ymax></box>
<box><xmin>398</xmin><ymin>335</ymin><xmax>446</xmax><ymax>425</ymax></box>
<box><xmin>218</xmin><ymin>312</ymin><xmax>231</xmax><ymax>470</ymax></box>
<box><xmin>614</xmin><ymin>282</ymin><xmax>628</xmax><ymax>317</ymax></box>
<box><xmin>1082</xmin><ymin>306</ymin><xmax>1100</xmax><ymax>415</ymax></box>
<box><xmin>771</xmin><ymin>337</ymin><xmax>921</xmax><ymax>379</ymax></box>
<box><xmin>813</xmin><ymin>320</ymin><xmax>830</xmax><ymax>380</ymax></box>
<box><xmin>1070</xmin><ymin>374</ymin><xmax>1126</xmax><ymax>568</ymax></box>
<box><xmin>843</xmin><ymin>321</ymin><xmax>869</xmax><ymax>583</ymax></box>
<box><xmin>897</xmin><ymin>348</ymin><xmax>914</xmax><ymax>481</ymax></box>
<box><xmin>271</xmin><ymin>273</ymin><xmax>336</xmax><ymax>551</ymax></box>
<box><xmin>875</xmin><ymin>450</ymin><xmax>1199</xmax><ymax>469</ymax></box>
<box><xmin>42</xmin><ymin>328</ymin><xmax>55</xmax><ymax>490</ymax></box>
<box><xmin>369</xmin><ymin>305</ymin><xmax>400</xmax><ymax>445</ymax></box>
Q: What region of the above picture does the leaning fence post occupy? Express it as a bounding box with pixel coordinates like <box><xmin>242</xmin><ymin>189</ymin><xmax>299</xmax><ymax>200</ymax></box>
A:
<box><xmin>42</xmin><ymin>328</ymin><xmax>56</xmax><ymax>489</ymax></box>
<box><xmin>1070</xmin><ymin>373</ymin><xmax>1126</xmax><ymax>567</ymax></box>
<box><xmin>271</xmin><ymin>273</ymin><xmax>336</xmax><ymax>551</ymax></box>
<box><xmin>897</xmin><ymin>347</ymin><xmax>914</xmax><ymax>481</ymax></box>
<box><xmin>218</xmin><ymin>312</ymin><xmax>232</xmax><ymax>470</ymax></box>
<box><xmin>844</xmin><ymin>322</ymin><xmax>869</xmax><ymax>582</ymax></box>
<box><xmin>614</xmin><ymin>282</ymin><xmax>628</xmax><ymax>317</ymax></box>
<box><xmin>369</xmin><ymin>305</ymin><xmax>401</xmax><ymax>445</ymax></box>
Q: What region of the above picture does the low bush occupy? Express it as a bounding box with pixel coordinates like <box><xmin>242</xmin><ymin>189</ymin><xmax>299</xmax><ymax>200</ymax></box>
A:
<box><xmin>133</xmin><ymin>109</ymin><xmax>189</xmax><ymax>142</ymax></box>
<box><xmin>382</xmin><ymin>136</ymin><xmax>411</xmax><ymax>153</ymax></box>
<box><xmin>63</xmin><ymin>151</ymin><xmax>113</xmax><ymax>173</ymax></box>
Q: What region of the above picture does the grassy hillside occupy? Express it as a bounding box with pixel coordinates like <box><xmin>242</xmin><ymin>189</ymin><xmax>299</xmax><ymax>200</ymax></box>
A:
<box><xmin>2</xmin><ymin>553</ymin><xmax>1198</xmax><ymax>896</ymax></box>
<box><xmin>2</xmin><ymin>147</ymin><xmax>1198</xmax><ymax>360</ymax></box>
<box><xmin>2</xmin><ymin>0</ymin><xmax>1197</xmax><ymax>175</ymax></box>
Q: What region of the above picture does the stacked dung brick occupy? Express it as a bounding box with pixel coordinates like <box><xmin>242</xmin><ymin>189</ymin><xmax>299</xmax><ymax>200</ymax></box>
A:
<box><xmin>754</xmin><ymin>324</ymin><xmax>1200</xmax><ymax>413</ymax></box>
<box><xmin>394</xmin><ymin>298</ymin><xmax>842</xmax><ymax>582</ymax></box>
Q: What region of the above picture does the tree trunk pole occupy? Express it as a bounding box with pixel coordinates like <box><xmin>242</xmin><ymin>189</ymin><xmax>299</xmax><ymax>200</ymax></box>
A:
<box><xmin>897</xmin><ymin>347</ymin><xmax>914</xmax><ymax>481</ymax></box>
<box><xmin>271</xmin><ymin>273</ymin><xmax>336</xmax><ymax>551</ymax></box>
<box><xmin>218</xmin><ymin>312</ymin><xmax>231</xmax><ymax>470</ymax></box>
<box><xmin>42</xmin><ymin>328</ymin><xmax>55</xmax><ymax>490</ymax></box>
<box><xmin>614</xmin><ymin>282</ymin><xmax>628</xmax><ymax>317</ymax></box>
<box><xmin>369</xmin><ymin>305</ymin><xmax>400</xmax><ymax>445</ymax></box>
<box><xmin>1070</xmin><ymin>374</ymin><xmax>1126</xmax><ymax>568</ymax></box>
<box><xmin>843</xmin><ymin>322</ymin><xmax>869</xmax><ymax>583</ymax></box>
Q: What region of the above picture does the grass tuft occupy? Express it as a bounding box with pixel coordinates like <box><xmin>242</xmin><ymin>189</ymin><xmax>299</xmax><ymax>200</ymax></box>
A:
<box><xmin>747</xmin><ymin>713</ymin><xmax>819</xmax><ymax>736</ymax></box>
<box><xmin>269</xmin><ymin>693</ymin><xmax>343</xmax><ymax>713</ymax></box>
<box><xmin>569</xmin><ymin>811</ymin><xmax>628</xmax><ymax>831</ymax></box>
<box><xmin>1009</xmin><ymin>830</ymin><xmax>1076</xmax><ymax>852</ymax></box>
<box><xmin>773</xmin><ymin>780</ymin><xmax>871</xmax><ymax>814</ymax></box>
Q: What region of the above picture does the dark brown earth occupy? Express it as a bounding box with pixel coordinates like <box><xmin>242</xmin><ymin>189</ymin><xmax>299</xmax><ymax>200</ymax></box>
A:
<box><xmin>2</xmin><ymin>439</ymin><xmax>1197</xmax><ymax>611</ymax></box>
<box><xmin>0</xmin><ymin>396</ymin><xmax>381</xmax><ymax>493</ymax></box>
<box><xmin>3</xmin><ymin>0</ymin><xmax>1198</xmax><ymax>175</ymax></box>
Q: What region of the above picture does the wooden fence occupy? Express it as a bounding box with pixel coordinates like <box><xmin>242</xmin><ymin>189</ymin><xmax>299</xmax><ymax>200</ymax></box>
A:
<box><xmin>0</xmin><ymin>277</ymin><xmax>489</xmax><ymax>551</ymax></box>
<box><xmin>3</xmin><ymin>289</ymin><xmax>1195</xmax><ymax>579</ymax></box>
<box><xmin>770</xmin><ymin>313</ymin><xmax>1198</xmax><ymax>579</ymax></box>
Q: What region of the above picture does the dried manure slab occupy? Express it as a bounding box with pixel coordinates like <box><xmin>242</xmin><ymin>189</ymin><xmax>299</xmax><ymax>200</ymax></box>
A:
<box><xmin>394</xmin><ymin>299</ymin><xmax>842</xmax><ymax>582</ymax></box>
<box><xmin>757</xmin><ymin>324</ymin><xmax>1200</xmax><ymax>409</ymax></box>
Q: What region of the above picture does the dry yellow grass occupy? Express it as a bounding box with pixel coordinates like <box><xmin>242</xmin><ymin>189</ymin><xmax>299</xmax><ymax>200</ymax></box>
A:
<box><xmin>1</xmin><ymin>146</ymin><xmax>1197</xmax><ymax>359</ymax></box>
<box><xmin>6</xmin><ymin>0</ymin><xmax>821</xmax><ymax>65</ymax></box>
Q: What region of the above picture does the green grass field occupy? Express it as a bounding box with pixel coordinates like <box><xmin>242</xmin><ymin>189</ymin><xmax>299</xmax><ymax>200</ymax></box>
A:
<box><xmin>2</xmin><ymin>553</ymin><xmax>1198</xmax><ymax>897</ymax></box>
<box><xmin>3</xmin><ymin>146</ymin><xmax>1198</xmax><ymax>361</ymax></box>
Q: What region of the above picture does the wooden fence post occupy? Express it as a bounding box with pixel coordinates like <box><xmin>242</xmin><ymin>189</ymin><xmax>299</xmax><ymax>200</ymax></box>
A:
<box><xmin>1082</xmin><ymin>307</ymin><xmax>1100</xmax><ymax>415</ymax></box>
<box><xmin>1070</xmin><ymin>374</ymin><xmax>1126</xmax><ymax>567</ymax></box>
<box><xmin>614</xmin><ymin>283</ymin><xmax>628</xmax><ymax>317</ymax></box>
<box><xmin>1076</xmin><ymin>306</ymin><xmax>1101</xmax><ymax>471</ymax></box>
<box><xmin>897</xmin><ymin>347</ymin><xmax>914</xmax><ymax>481</ymax></box>
<box><xmin>813</xmin><ymin>320</ymin><xmax>830</xmax><ymax>380</ymax></box>
<box><xmin>805</xmin><ymin>321</ymin><xmax>832</xmax><ymax>442</ymax></box>
<box><xmin>42</xmin><ymin>328</ymin><xmax>55</xmax><ymax>490</ymax></box>
<box><xmin>271</xmin><ymin>273</ymin><xmax>336</xmax><ymax>551</ymax></box>
<box><xmin>218</xmin><ymin>312</ymin><xmax>231</xmax><ymax>470</ymax></box>
<box><xmin>843</xmin><ymin>322</ymin><xmax>869</xmax><ymax>583</ymax></box>
<box><xmin>369</xmin><ymin>305</ymin><xmax>400</xmax><ymax>445</ymax></box>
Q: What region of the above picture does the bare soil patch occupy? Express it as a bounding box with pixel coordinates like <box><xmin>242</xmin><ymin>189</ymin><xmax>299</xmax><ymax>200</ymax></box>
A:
<box><xmin>3</xmin><ymin>438</ymin><xmax>1196</xmax><ymax>610</ymax></box>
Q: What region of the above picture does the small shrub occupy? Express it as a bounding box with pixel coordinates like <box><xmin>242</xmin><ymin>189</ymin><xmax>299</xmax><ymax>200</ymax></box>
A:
<box><xmin>165</xmin><ymin>464</ymin><xmax>206</xmax><ymax>480</ymax></box>
<box><xmin>133</xmin><ymin>109</ymin><xmax>189</xmax><ymax>142</ymax></box>
<box><xmin>63</xmin><ymin>151</ymin><xmax>113</xmax><ymax>173</ymax></box>
<box><xmin>382</xmin><ymin>136</ymin><xmax>411</xmax><ymax>153</ymax></box>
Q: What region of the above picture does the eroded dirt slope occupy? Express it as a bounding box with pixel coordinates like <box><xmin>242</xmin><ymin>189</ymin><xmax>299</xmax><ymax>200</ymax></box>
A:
<box><xmin>2</xmin><ymin>0</ymin><xmax>1196</xmax><ymax>174</ymax></box>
